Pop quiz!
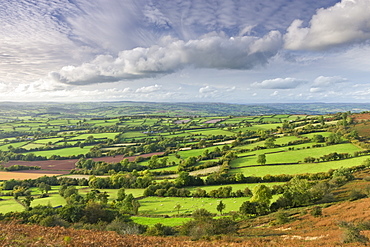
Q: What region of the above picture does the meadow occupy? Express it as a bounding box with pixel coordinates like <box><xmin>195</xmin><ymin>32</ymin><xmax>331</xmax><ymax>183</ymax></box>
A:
<box><xmin>1</xmin><ymin>109</ymin><xmax>370</xmax><ymax>231</ymax></box>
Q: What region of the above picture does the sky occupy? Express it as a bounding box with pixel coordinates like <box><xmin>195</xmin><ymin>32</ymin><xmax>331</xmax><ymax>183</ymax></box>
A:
<box><xmin>1</xmin><ymin>0</ymin><xmax>370</xmax><ymax>103</ymax></box>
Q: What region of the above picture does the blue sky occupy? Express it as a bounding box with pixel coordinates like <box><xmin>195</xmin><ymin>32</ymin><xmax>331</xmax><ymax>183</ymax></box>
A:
<box><xmin>1</xmin><ymin>0</ymin><xmax>370</xmax><ymax>103</ymax></box>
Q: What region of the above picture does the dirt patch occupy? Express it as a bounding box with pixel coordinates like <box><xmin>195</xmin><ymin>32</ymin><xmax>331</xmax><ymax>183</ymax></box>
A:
<box><xmin>203</xmin><ymin>119</ymin><xmax>225</xmax><ymax>124</ymax></box>
<box><xmin>173</xmin><ymin>119</ymin><xmax>191</xmax><ymax>124</ymax></box>
<box><xmin>0</xmin><ymin>171</ymin><xmax>66</xmax><ymax>180</ymax></box>
<box><xmin>352</xmin><ymin>113</ymin><xmax>370</xmax><ymax>122</ymax></box>
<box><xmin>213</xmin><ymin>140</ymin><xmax>235</xmax><ymax>145</ymax></box>
<box><xmin>2</xmin><ymin>152</ymin><xmax>165</xmax><ymax>172</ymax></box>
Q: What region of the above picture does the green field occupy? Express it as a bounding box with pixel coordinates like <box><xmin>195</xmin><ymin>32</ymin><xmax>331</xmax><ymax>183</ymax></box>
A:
<box><xmin>230</xmin><ymin>155</ymin><xmax>370</xmax><ymax>177</ymax></box>
<box><xmin>138</xmin><ymin>196</ymin><xmax>249</xmax><ymax>216</ymax></box>
<box><xmin>24</xmin><ymin>146</ymin><xmax>92</xmax><ymax>158</ymax></box>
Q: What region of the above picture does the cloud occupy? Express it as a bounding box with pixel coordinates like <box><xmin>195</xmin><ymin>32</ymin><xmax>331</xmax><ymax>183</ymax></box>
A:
<box><xmin>199</xmin><ymin>86</ymin><xmax>218</xmax><ymax>94</ymax></box>
<box><xmin>310</xmin><ymin>75</ymin><xmax>349</xmax><ymax>93</ymax></box>
<box><xmin>284</xmin><ymin>0</ymin><xmax>370</xmax><ymax>50</ymax></box>
<box><xmin>135</xmin><ymin>84</ymin><xmax>162</xmax><ymax>93</ymax></box>
<box><xmin>51</xmin><ymin>31</ymin><xmax>283</xmax><ymax>85</ymax></box>
<box><xmin>312</xmin><ymin>76</ymin><xmax>348</xmax><ymax>86</ymax></box>
<box><xmin>197</xmin><ymin>85</ymin><xmax>237</xmax><ymax>99</ymax></box>
<box><xmin>251</xmin><ymin>77</ymin><xmax>307</xmax><ymax>89</ymax></box>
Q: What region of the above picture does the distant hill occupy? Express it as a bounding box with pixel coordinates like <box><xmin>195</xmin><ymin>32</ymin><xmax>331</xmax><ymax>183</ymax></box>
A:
<box><xmin>1</xmin><ymin>101</ymin><xmax>370</xmax><ymax>120</ymax></box>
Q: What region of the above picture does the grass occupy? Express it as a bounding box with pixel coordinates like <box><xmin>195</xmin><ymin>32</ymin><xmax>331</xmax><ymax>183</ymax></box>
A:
<box><xmin>33</xmin><ymin>137</ymin><xmax>64</xmax><ymax>144</ymax></box>
<box><xmin>230</xmin><ymin>143</ymin><xmax>362</xmax><ymax>168</ymax></box>
<box><xmin>131</xmin><ymin>216</ymin><xmax>191</xmax><ymax>227</ymax></box>
<box><xmin>78</xmin><ymin>187</ymin><xmax>145</xmax><ymax>199</ymax></box>
<box><xmin>0</xmin><ymin>198</ymin><xmax>25</xmax><ymax>213</ymax></box>
<box><xmin>0</xmin><ymin>141</ymin><xmax>29</xmax><ymax>151</ymax></box>
<box><xmin>70</xmin><ymin>132</ymin><xmax>120</xmax><ymax>140</ymax></box>
<box><xmin>24</xmin><ymin>146</ymin><xmax>92</xmax><ymax>158</ymax></box>
<box><xmin>230</xmin><ymin>155</ymin><xmax>370</xmax><ymax>177</ymax></box>
<box><xmin>138</xmin><ymin>196</ymin><xmax>249</xmax><ymax>216</ymax></box>
<box><xmin>186</xmin><ymin>182</ymin><xmax>285</xmax><ymax>193</ymax></box>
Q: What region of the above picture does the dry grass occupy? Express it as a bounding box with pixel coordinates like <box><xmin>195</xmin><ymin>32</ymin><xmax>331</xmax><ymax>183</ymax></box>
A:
<box><xmin>0</xmin><ymin>171</ymin><xmax>65</xmax><ymax>180</ymax></box>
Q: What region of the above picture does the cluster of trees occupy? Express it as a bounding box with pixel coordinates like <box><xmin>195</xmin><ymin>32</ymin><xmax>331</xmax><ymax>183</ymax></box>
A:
<box><xmin>0</xmin><ymin>186</ymin><xmax>146</xmax><ymax>235</ymax></box>
<box><xmin>0</xmin><ymin>164</ymin><xmax>40</xmax><ymax>171</ymax></box>
<box><xmin>88</xmin><ymin>173</ymin><xmax>153</xmax><ymax>189</ymax></box>
<box><xmin>239</xmin><ymin>167</ymin><xmax>356</xmax><ymax>216</ymax></box>
<box><xmin>1</xmin><ymin>175</ymin><xmax>87</xmax><ymax>191</ymax></box>
<box><xmin>304</xmin><ymin>152</ymin><xmax>352</xmax><ymax>163</ymax></box>
<box><xmin>74</xmin><ymin>158</ymin><xmax>147</xmax><ymax>175</ymax></box>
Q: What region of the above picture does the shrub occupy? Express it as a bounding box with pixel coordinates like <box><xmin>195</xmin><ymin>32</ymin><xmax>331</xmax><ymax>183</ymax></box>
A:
<box><xmin>274</xmin><ymin>210</ymin><xmax>290</xmax><ymax>224</ymax></box>
<box><xmin>192</xmin><ymin>208</ymin><xmax>214</xmax><ymax>220</ymax></box>
<box><xmin>180</xmin><ymin>217</ymin><xmax>237</xmax><ymax>240</ymax></box>
<box><xmin>310</xmin><ymin>206</ymin><xmax>322</xmax><ymax>217</ymax></box>
<box><xmin>106</xmin><ymin>218</ymin><xmax>146</xmax><ymax>235</ymax></box>
<box><xmin>358</xmin><ymin>220</ymin><xmax>370</xmax><ymax>231</ymax></box>
<box><xmin>338</xmin><ymin>221</ymin><xmax>369</xmax><ymax>244</ymax></box>
<box><xmin>349</xmin><ymin>189</ymin><xmax>367</xmax><ymax>201</ymax></box>
<box><xmin>39</xmin><ymin>215</ymin><xmax>69</xmax><ymax>228</ymax></box>
<box><xmin>145</xmin><ymin>223</ymin><xmax>175</xmax><ymax>236</ymax></box>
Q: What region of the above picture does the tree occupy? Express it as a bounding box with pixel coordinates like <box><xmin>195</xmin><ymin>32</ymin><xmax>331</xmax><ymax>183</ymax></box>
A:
<box><xmin>239</xmin><ymin>201</ymin><xmax>257</xmax><ymax>215</ymax></box>
<box><xmin>282</xmin><ymin>176</ymin><xmax>312</xmax><ymax>207</ymax></box>
<box><xmin>38</xmin><ymin>182</ymin><xmax>51</xmax><ymax>195</ymax></box>
<box><xmin>257</xmin><ymin>154</ymin><xmax>266</xmax><ymax>165</ymax></box>
<box><xmin>312</xmin><ymin>134</ymin><xmax>325</xmax><ymax>143</ymax></box>
<box><xmin>175</xmin><ymin>171</ymin><xmax>191</xmax><ymax>187</ymax></box>
<box><xmin>22</xmin><ymin>195</ymin><xmax>34</xmax><ymax>210</ymax></box>
<box><xmin>117</xmin><ymin>188</ymin><xmax>126</xmax><ymax>201</ymax></box>
<box><xmin>132</xmin><ymin>199</ymin><xmax>140</xmax><ymax>215</ymax></box>
<box><xmin>174</xmin><ymin>203</ymin><xmax>182</xmax><ymax>215</ymax></box>
<box><xmin>250</xmin><ymin>184</ymin><xmax>272</xmax><ymax>205</ymax></box>
<box><xmin>123</xmin><ymin>194</ymin><xmax>135</xmax><ymax>213</ymax></box>
<box><xmin>264</xmin><ymin>137</ymin><xmax>275</xmax><ymax>148</ymax></box>
<box><xmin>216</xmin><ymin>201</ymin><xmax>226</xmax><ymax>215</ymax></box>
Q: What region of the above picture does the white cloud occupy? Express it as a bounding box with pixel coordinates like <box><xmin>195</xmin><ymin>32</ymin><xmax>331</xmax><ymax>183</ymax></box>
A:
<box><xmin>310</xmin><ymin>75</ymin><xmax>349</xmax><ymax>94</ymax></box>
<box><xmin>312</xmin><ymin>76</ymin><xmax>348</xmax><ymax>86</ymax></box>
<box><xmin>135</xmin><ymin>84</ymin><xmax>162</xmax><ymax>93</ymax></box>
<box><xmin>199</xmin><ymin>86</ymin><xmax>218</xmax><ymax>94</ymax></box>
<box><xmin>251</xmin><ymin>77</ymin><xmax>307</xmax><ymax>89</ymax></box>
<box><xmin>284</xmin><ymin>0</ymin><xmax>370</xmax><ymax>50</ymax></box>
<box><xmin>51</xmin><ymin>31</ymin><xmax>283</xmax><ymax>85</ymax></box>
<box><xmin>310</xmin><ymin>87</ymin><xmax>324</xmax><ymax>93</ymax></box>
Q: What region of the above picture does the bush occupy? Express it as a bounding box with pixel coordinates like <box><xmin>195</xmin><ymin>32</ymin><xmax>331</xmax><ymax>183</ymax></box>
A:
<box><xmin>39</xmin><ymin>215</ymin><xmax>69</xmax><ymax>228</ymax></box>
<box><xmin>180</xmin><ymin>217</ymin><xmax>237</xmax><ymax>240</ymax></box>
<box><xmin>349</xmin><ymin>189</ymin><xmax>367</xmax><ymax>201</ymax></box>
<box><xmin>338</xmin><ymin>221</ymin><xmax>369</xmax><ymax>244</ymax></box>
<box><xmin>274</xmin><ymin>210</ymin><xmax>290</xmax><ymax>224</ymax></box>
<box><xmin>145</xmin><ymin>223</ymin><xmax>176</xmax><ymax>236</ymax></box>
<box><xmin>310</xmin><ymin>206</ymin><xmax>322</xmax><ymax>217</ymax></box>
<box><xmin>358</xmin><ymin>220</ymin><xmax>370</xmax><ymax>231</ymax></box>
<box><xmin>106</xmin><ymin>218</ymin><xmax>146</xmax><ymax>235</ymax></box>
<box><xmin>192</xmin><ymin>208</ymin><xmax>214</xmax><ymax>220</ymax></box>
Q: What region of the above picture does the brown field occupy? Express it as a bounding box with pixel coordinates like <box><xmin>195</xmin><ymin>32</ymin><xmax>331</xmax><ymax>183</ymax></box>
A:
<box><xmin>0</xmin><ymin>152</ymin><xmax>164</xmax><ymax>180</ymax></box>
<box><xmin>352</xmin><ymin>113</ymin><xmax>370</xmax><ymax>122</ymax></box>
<box><xmin>0</xmin><ymin>171</ymin><xmax>67</xmax><ymax>180</ymax></box>
<box><xmin>203</xmin><ymin>119</ymin><xmax>224</xmax><ymax>124</ymax></box>
<box><xmin>353</xmin><ymin>123</ymin><xmax>370</xmax><ymax>138</ymax></box>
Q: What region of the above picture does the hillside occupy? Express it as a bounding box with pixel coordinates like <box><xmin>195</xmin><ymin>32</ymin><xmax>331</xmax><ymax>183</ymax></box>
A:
<box><xmin>1</xmin><ymin>197</ymin><xmax>369</xmax><ymax>246</ymax></box>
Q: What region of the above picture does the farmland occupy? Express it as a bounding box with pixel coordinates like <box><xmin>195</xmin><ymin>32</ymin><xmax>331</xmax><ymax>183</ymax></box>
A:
<box><xmin>1</xmin><ymin>103</ymin><xmax>370</xmax><ymax>244</ymax></box>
